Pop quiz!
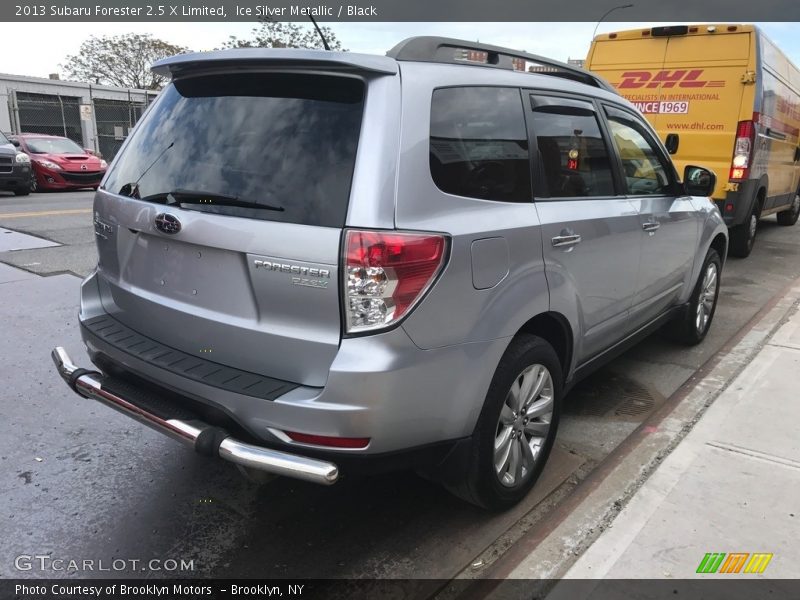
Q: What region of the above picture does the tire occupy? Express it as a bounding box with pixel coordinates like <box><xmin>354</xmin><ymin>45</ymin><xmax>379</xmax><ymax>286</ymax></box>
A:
<box><xmin>669</xmin><ymin>248</ymin><xmax>722</xmax><ymax>346</ymax></box>
<box><xmin>444</xmin><ymin>334</ymin><xmax>562</xmax><ymax>510</ymax></box>
<box><xmin>13</xmin><ymin>186</ymin><xmax>29</xmax><ymax>196</ymax></box>
<box><xmin>29</xmin><ymin>174</ymin><xmax>38</xmax><ymax>193</ymax></box>
<box><xmin>728</xmin><ymin>202</ymin><xmax>759</xmax><ymax>258</ymax></box>
<box><xmin>776</xmin><ymin>192</ymin><xmax>800</xmax><ymax>226</ymax></box>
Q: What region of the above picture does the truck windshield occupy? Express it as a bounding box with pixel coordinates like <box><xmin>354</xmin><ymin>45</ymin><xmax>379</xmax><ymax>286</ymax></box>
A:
<box><xmin>104</xmin><ymin>72</ymin><xmax>365</xmax><ymax>228</ymax></box>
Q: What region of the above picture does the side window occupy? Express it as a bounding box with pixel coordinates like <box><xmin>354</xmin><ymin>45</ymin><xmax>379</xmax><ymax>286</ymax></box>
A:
<box><xmin>605</xmin><ymin>107</ymin><xmax>674</xmax><ymax>196</ymax></box>
<box><xmin>530</xmin><ymin>97</ymin><xmax>616</xmax><ymax>198</ymax></box>
<box><xmin>430</xmin><ymin>87</ymin><xmax>531</xmax><ymax>202</ymax></box>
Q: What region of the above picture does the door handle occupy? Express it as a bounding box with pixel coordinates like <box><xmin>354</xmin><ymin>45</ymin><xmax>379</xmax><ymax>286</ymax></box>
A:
<box><xmin>642</xmin><ymin>221</ymin><xmax>661</xmax><ymax>232</ymax></box>
<box><xmin>551</xmin><ymin>234</ymin><xmax>582</xmax><ymax>248</ymax></box>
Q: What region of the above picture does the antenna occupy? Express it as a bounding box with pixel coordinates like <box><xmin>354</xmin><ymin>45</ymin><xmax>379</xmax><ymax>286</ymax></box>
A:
<box><xmin>308</xmin><ymin>15</ymin><xmax>331</xmax><ymax>51</ymax></box>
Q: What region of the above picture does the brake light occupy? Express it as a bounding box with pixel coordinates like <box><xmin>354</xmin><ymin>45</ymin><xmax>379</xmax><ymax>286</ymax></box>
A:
<box><xmin>729</xmin><ymin>119</ymin><xmax>755</xmax><ymax>181</ymax></box>
<box><xmin>343</xmin><ymin>229</ymin><xmax>448</xmax><ymax>334</ymax></box>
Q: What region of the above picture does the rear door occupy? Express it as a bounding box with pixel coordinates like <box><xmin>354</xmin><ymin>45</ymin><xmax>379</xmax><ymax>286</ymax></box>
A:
<box><xmin>95</xmin><ymin>71</ymin><xmax>370</xmax><ymax>388</ymax></box>
<box><xmin>652</xmin><ymin>30</ymin><xmax>752</xmax><ymax>199</ymax></box>
<box><xmin>528</xmin><ymin>93</ymin><xmax>641</xmax><ymax>362</ymax></box>
<box><xmin>603</xmin><ymin>104</ymin><xmax>699</xmax><ymax>326</ymax></box>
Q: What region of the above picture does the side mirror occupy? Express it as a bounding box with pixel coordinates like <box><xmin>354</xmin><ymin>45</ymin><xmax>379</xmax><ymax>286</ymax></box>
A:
<box><xmin>684</xmin><ymin>165</ymin><xmax>717</xmax><ymax>197</ymax></box>
<box><xmin>10</xmin><ymin>139</ymin><xmax>20</xmax><ymax>147</ymax></box>
<box><xmin>664</xmin><ymin>133</ymin><xmax>679</xmax><ymax>155</ymax></box>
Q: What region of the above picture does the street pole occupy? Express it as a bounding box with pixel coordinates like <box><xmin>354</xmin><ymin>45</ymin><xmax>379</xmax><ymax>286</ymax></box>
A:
<box><xmin>592</xmin><ymin>4</ymin><xmax>633</xmax><ymax>40</ymax></box>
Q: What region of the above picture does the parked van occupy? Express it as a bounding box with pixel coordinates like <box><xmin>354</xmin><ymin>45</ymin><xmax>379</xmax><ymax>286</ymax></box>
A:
<box><xmin>586</xmin><ymin>24</ymin><xmax>800</xmax><ymax>257</ymax></box>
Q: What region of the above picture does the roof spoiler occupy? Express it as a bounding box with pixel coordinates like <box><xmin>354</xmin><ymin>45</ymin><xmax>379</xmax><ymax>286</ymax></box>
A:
<box><xmin>151</xmin><ymin>48</ymin><xmax>398</xmax><ymax>78</ymax></box>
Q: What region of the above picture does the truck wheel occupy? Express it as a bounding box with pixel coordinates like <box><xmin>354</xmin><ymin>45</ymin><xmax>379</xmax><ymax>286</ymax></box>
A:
<box><xmin>776</xmin><ymin>192</ymin><xmax>800</xmax><ymax>226</ymax></box>
<box><xmin>13</xmin><ymin>186</ymin><xmax>29</xmax><ymax>197</ymax></box>
<box><xmin>444</xmin><ymin>334</ymin><xmax>562</xmax><ymax>510</ymax></box>
<box><xmin>668</xmin><ymin>248</ymin><xmax>721</xmax><ymax>346</ymax></box>
<box><xmin>729</xmin><ymin>204</ymin><xmax>758</xmax><ymax>258</ymax></box>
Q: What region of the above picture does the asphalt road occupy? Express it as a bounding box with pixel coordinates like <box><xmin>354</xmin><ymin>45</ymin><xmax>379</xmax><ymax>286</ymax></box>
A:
<box><xmin>1</xmin><ymin>189</ymin><xmax>799</xmax><ymax>582</ymax></box>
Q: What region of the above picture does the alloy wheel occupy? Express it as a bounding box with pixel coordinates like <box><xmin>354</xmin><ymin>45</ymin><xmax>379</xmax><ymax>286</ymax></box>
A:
<box><xmin>696</xmin><ymin>262</ymin><xmax>718</xmax><ymax>333</ymax></box>
<box><xmin>494</xmin><ymin>364</ymin><xmax>554</xmax><ymax>488</ymax></box>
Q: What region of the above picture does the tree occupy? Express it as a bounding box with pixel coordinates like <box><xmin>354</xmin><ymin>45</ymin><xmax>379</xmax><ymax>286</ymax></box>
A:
<box><xmin>62</xmin><ymin>34</ymin><xmax>188</xmax><ymax>90</ymax></box>
<box><xmin>222</xmin><ymin>21</ymin><xmax>344</xmax><ymax>50</ymax></box>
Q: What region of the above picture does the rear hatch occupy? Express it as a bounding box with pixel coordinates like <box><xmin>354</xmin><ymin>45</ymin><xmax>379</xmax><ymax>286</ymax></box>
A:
<box><xmin>94</xmin><ymin>70</ymin><xmax>368</xmax><ymax>388</ymax></box>
<box><xmin>587</xmin><ymin>26</ymin><xmax>753</xmax><ymax>197</ymax></box>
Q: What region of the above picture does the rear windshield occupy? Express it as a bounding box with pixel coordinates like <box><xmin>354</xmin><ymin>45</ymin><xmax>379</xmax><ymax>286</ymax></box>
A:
<box><xmin>103</xmin><ymin>73</ymin><xmax>365</xmax><ymax>228</ymax></box>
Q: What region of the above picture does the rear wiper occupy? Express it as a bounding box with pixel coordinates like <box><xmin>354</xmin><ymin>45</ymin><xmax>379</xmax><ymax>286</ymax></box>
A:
<box><xmin>142</xmin><ymin>189</ymin><xmax>284</xmax><ymax>212</ymax></box>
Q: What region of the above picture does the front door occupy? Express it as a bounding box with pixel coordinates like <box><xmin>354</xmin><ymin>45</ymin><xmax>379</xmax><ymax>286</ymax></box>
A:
<box><xmin>603</xmin><ymin>105</ymin><xmax>699</xmax><ymax>327</ymax></box>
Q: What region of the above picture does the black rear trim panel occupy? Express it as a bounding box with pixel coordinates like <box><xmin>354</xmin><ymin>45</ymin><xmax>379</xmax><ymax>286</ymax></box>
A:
<box><xmin>83</xmin><ymin>314</ymin><xmax>298</xmax><ymax>401</ymax></box>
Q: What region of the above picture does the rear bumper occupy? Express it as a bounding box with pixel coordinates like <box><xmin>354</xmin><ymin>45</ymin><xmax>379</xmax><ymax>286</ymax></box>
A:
<box><xmin>51</xmin><ymin>346</ymin><xmax>340</xmax><ymax>485</ymax></box>
<box><xmin>77</xmin><ymin>270</ymin><xmax>508</xmax><ymax>455</ymax></box>
<box><xmin>714</xmin><ymin>179</ymin><xmax>761</xmax><ymax>227</ymax></box>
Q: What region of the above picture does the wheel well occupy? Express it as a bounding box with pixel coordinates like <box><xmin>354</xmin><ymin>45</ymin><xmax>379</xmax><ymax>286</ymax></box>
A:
<box><xmin>756</xmin><ymin>187</ymin><xmax>766</xmax><ymax>215</ymax></box>
<box><xmin>517</xmin><ymin>312</ymin><xmax>572</xmax><ymax>379</ymax></box>
<box><xmin>710</xmin><ymin>232</ymin><xmax>728</xmax><ymax>264</ymax></box>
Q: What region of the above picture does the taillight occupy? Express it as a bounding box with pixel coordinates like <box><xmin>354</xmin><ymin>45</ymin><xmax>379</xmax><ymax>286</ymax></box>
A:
<box><xmin>729</xmin><ymin>119</ymin><xmax>755</xmax><ymax>181</ymax></box>
<box><xmin>343</xmin><ymin>229</ymin><xmax>448</xmax><ymax>334</ymax></box>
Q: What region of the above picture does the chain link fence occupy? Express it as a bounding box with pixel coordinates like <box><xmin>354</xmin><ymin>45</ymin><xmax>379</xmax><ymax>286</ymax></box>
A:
<box><xmin>11</xmin><ymin>92</ymin><xmax>83</xmax><ymax>144</ymax></box>
<box><xmin>6</xmin><ymin>89</ymin><xmax>152</xmax><ymax>160</ymax></box>
<box><xmin>93</xmin><ymin>98</ymin><xmax>148</xmax><ymax>161</ymax></box>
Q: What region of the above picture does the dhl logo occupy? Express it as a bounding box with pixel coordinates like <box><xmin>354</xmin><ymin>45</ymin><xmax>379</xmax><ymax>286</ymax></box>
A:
<box><xmin>616</xmin><ymin>70</ymin><xmax>726</xmax><ymax>89</ymax></box>
<box><xmin>696</xmin><ymin>552</ymin><xmax>773</xmax><ymax>574</ymax></box>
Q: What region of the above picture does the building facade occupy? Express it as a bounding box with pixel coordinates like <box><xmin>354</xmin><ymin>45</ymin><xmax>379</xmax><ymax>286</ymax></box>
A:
<box><xmin>0</xmin><ymin>73</ymin><xmax>157</xmax><ymax>160</ymax></box>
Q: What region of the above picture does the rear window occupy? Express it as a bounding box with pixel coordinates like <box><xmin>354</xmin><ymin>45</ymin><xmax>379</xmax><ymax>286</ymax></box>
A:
<box><xmin>103</xmin><ymin>73</ymin><xmax>365</xmax><ymax>228</ymax></box>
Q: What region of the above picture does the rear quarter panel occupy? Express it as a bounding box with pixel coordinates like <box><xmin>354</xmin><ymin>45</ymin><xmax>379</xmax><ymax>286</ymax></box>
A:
<box><xmin>391</xmin><ymin>64</ymin><xmax>551</xmax><ymax>352</ymax></box>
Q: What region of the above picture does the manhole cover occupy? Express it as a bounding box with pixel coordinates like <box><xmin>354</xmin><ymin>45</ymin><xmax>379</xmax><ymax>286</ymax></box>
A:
<box><xmin>565</xmin><ymin>370</ymin><xmax>662</xmax><ymax>421</ymax></box>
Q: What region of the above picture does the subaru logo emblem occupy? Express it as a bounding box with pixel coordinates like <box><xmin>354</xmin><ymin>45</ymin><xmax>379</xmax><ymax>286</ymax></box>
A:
<box><xmin>81</xmin><ymin>164</ymin><xmax>87</xmax><ymax>170</ymax></box>
<box><xmin>154</xmin><ymin>213</ymin><xmax>181</xmax><ymax>235</ymax></box>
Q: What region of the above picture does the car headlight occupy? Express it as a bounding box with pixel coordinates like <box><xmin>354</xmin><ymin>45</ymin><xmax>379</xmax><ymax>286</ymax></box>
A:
<box><xmin>36</xmin><ymin>159</ymin><xmax>62</xmax><ymax>170</ymax></box>
<box><xmin>15</xmin><ymin>153</ymin><xmax>30</xmax><ymax>164</ymax></box>
<box><xmin>100</xmin><ymin>159</ymin><xmax>108</xmax><ymax>169</ymax></box>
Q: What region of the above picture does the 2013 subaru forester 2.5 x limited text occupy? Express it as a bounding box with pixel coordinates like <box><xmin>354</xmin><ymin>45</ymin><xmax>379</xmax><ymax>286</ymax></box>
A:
<box><xmin>52</xmin><ymin>37</ymin><xmax>728</xmax><ymax>510</ymax></box>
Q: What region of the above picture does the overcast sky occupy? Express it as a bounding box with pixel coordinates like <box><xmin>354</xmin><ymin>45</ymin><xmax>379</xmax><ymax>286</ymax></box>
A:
<box><xmin>1</xmin><ymin>22</ymin><xmax>798</xmax><ymax>80</ymax></box>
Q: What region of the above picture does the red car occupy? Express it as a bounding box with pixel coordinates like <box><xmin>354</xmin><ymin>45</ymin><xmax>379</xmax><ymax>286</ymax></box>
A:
<box><xmin>10</xmin><ymin>134</ymin><xmax>107</xmax><ymax>192</ymax></box>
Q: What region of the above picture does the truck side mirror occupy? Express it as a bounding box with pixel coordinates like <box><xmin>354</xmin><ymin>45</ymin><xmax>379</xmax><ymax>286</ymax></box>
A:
<box><xmin>684</xmin><ymin>165</ymin><xmax>716</xmax><ymax>197</ymax></box>
<box><xmin>10</xmin><ymin>139</ymin><xmax>20</xmax><ymax>147</ymax></box>
<box><xmin>664</xmin><ymin>133</ymin><xmax>679</xmax><ymax>155</ymax></box>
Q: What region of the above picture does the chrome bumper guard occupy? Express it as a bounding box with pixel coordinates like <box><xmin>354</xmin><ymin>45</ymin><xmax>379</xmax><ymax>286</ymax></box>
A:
<box><xmin>51</xmin><ymin>347</ymin><xmax>339</xmax><ymax>486</ymax></box>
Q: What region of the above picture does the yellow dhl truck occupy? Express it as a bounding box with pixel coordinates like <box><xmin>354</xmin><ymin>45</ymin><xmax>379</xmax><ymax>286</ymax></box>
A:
<box><xmin>586</xmin><ymin>24</ymin><xmax>800</xmax><ymax>257</ymax></box>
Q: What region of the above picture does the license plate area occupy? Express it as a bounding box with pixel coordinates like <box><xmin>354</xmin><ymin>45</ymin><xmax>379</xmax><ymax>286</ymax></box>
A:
<box><xmin>121</xmin><ymin>234</ymin><xmax>256</xmax><ymax>318</ymax></box>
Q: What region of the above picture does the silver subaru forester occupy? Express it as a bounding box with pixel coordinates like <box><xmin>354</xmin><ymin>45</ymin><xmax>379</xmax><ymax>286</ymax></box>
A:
<box><xmin>53</xmin><ymin>37</ymin><xmax>727</xmax><ymax>509</ymax></box>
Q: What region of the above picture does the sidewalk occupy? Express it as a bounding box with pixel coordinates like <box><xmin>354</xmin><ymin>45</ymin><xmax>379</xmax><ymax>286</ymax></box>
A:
<box><xmin>558</xmin><ymin>295</ymin><xmax>800</xmax><ymax>580</ymax></box>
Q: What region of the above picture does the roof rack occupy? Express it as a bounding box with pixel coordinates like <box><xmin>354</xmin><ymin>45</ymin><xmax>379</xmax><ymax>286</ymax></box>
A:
<box><xmin>386</xmin><ymin>36</ymin><xmax>616</xmax><ymax>94</ymax></box>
